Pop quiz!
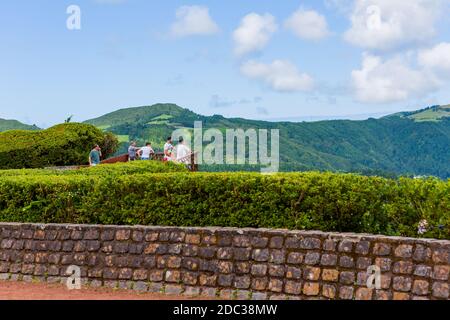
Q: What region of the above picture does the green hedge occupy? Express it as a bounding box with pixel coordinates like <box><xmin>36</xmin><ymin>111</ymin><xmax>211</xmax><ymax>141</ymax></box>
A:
<box><xmin>0</xmin><ymin>171</ymin><xmax>448</xmax><ymax>239</ymax></box>
<box><xmin>0</xmin><ymin>123</ymin><xmax>118</xmax><ymax>169</ymax></box>
<box><xmin>0</xmin><ymin>160</ymin><xmax>188</xmax><ymax>177</ymax></box>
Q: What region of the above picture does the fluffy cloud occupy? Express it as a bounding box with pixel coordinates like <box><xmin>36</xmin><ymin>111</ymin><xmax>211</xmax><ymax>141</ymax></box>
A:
<box><xmin>170</xmin><ymin>6</ymin><xmax>219</xmax><ymax>37</ymax></box>
<box><xmin>344</xmin><ymin>0</ymin><xmax>444</xmax><ymax>51</ymax></box>
<box><xmin>351</xmin><ymin>54</ymin><xmax>439</xmax><ymax>103</ymax></box>
<box><xmin>285</xmin><ymin>8</ymin><xmax>330</xmax><ymax>40</ymax></box>
<box><xmin>233</xmin><ymin>13</ymin><xmax>278</xmax><ymax>56</ymax></box>
<box><xmin>418</xmin><ymin>42</ymin><xmax>450</xmax><ymax>76</ymax></box>
<box><xmin>241</xmin><ymin>60</ymin><xmax>314</xmax><ymax>92</ymax></box>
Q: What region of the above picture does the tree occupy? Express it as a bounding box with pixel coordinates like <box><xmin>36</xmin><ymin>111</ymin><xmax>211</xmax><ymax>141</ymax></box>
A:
<box><xmin>101</xmin><ymin>132</ymin><xmax>119</xmax><ymax>160</ymax></box>
<box><xmin>65</xmin><ymin>115</ymin><xmax>74</xmax><ymax>123</ymax></box>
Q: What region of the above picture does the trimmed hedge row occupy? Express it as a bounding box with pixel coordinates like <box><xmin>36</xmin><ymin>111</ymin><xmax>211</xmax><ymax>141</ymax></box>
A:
<box><xmin>0</xmin><ymin>171</ymin><xmax>448</xmax><ymax>239</ymax></box>
<box><xmin>0</xmin><ymin>123</ymin><xmax>117</xmax><ymax>169</ymax></box>
<box><xmin>0</xmin><ymin>161</ymin><xmax>188</xmax><ymax>177</ymax></box>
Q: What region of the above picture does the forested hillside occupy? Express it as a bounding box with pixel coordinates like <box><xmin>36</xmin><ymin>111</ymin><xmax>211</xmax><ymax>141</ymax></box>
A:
<box><xmin>84</xmin><ymin>103</ymin><xmax>450</xmax><ymax>179</ymax></box>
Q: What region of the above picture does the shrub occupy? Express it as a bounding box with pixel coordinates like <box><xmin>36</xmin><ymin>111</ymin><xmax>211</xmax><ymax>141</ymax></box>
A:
<box><xmin>0</xmin><ymin>160</ymin><xmax>188</xmax><ymax>177</ymax></box>
<box><xmin>0</xmin><ymin>171</ymin><xmax>448</xmax><ymax>239</ymax></box>
<box><xmin>101</xmin><ymin>131</ymin><xmax>119</xmax><ymax>159</ymax></box>
<box><xmin>0</xmin><ymin>123</ymin><xmax>118</xmax><ymax>169</ymax></box>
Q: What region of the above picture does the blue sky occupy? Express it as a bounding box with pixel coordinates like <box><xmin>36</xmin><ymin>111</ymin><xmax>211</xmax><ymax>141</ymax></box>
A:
<box><xmin>1</xmin><ymin>0</ymin><xmax>450</xmax><ymax>127</ymax></box>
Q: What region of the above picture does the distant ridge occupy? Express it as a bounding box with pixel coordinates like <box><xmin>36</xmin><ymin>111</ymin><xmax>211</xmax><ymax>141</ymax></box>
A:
<box><xmin>264</xmin><ymin>111</ymin><xmax>390</xmax><ymax>122</ymax></box>
<box><xmin>0</xmin><ymin>118</ymin><xmax>40</xmax><ymax>132</ymax></box>
<box><xmin>83</xmin><ymin>103</ymin><xmax>450</xmax><ymax>179</ymax></box>
<box><xmin>84</xmin><ymin>104</ymin><xmax>199</xmax><ymax>129</ymax></box>
<box><xmin>384</xmin><ymin>104</ymin><xmax>450</xmax><ymax>122</ymax></box>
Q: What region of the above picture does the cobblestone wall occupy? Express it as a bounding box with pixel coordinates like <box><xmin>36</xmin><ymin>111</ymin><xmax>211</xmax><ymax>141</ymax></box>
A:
<box><xmin>0</xmin><ymin>223</ymin><xmax>448</xmax><ymax>300</ymax></box>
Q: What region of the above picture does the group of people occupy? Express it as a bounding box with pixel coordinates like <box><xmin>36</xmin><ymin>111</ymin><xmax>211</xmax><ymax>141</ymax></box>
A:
<box><xmin>88</xmin><ymin>136</ymin><xmax>192</xmax><ymax>167</ymax></box>
<box><xmin>129</xmin><ymin>136</ymin><xmax>192</xmax><ymax>164</ymax></box>
<box><xmin>127</xmin><ymin>141</ymin><xmax>155</xmax><ymax>161</ymax></box>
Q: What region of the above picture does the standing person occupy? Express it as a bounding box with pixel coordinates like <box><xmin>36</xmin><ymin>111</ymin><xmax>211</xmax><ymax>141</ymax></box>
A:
<box><xmin>163</xmin><ymin>137</ymin><xmax>174</xmax><ymax>162</ymax></box>
<box><xmin>89</xmin><ymin>145</ymin><xmax>102</xmax><ymax>166</ymax></box>
<box><xmin>128</xmin><ymin>141</ymin><xmax>139</xmax><ymax>161</ymax></box>
<box><xmin>139</xmin><ymin>142</ymin><xmax>154</xmax><ymax>160</ymax></box>
<box><xmin>176</xmin><ymin>137</ymin><xmax>192</xmax><ymax>165</ymax></box>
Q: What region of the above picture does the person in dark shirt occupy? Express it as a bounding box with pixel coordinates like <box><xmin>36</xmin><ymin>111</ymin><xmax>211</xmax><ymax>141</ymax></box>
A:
<box><xmin>128</xmin><ymin>141</ymin><xmax>139</xmax><ymax>161</ymax></box>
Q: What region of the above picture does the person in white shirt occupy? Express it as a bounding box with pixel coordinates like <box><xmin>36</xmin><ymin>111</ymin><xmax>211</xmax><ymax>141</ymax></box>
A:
<box><xmin>176</xmin><ymin>137</ymin><xmax>192</xmax><ymax>164</ymax></box>
<box><xmin>163</xmin><ymin>137</ymin><xmax>174</xmax><ymax>162</ymax></box>
<box><xmin>139</xmin><ymin>142</ymin><xmax>154</xmax><ymax>160</ymax></box>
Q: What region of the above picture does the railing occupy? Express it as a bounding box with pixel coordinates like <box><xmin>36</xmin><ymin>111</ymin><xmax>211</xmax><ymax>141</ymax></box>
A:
<box><xmin>100</xmin><ymin>152</ymin><xmax>198</xmax><ymax>172</ymax></box>
<box><xmin>45</xmin><ymin>152</ymin><xmax>198</xmax><ymax>172</ymax></box>
<box><xmin>100</xmin><ymin>153</ymin><xmax>129</xmax><ymax>164</ymax></box>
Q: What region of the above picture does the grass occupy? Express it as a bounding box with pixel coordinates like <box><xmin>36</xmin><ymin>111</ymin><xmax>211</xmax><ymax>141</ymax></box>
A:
<box><xmin>151</xmin><ymin>114</ymin><xmax>173</xmax><ymax>121</ymax></box>
<box><xmin>147</xmin><ymin>114</ymin><xmax>176</xmax><ymax>125</ymax></box>
<box><xmin>148</xmin><ymin>120</ymin><xmax>171</xmax><ymax>125</ymax></box>
<box><xmin>117</xmin><ymin>135</ymin><xmax>130</xmax><ymax>143</ymax></box>
<box><xmin>409</xmin><ymin>105</ymin><xmax>450</xmax><ymax>122</ymax></box>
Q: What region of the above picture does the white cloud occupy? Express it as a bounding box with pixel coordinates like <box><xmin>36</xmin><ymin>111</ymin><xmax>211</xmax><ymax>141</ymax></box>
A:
<box><xmin>344</xmin><ymin>0</ymin><xmax>444</xmax><ymax>51</ymax></box>
<box><xmin>241</xmin><ymin>60</ymin><xmax>314</xmax><ymax>92</ymax></box>
<box><xmin>285</xmin><ymin>8</ymin><xmax>330</xmax><ymax>40</ymax></box>
<box><xmin>170</xmin><ymin>5</ymin><xmax>219</xmax><ymax>37</ymax></box>
<box><xmin>418</xmin><ymin>42</ymin><xmax>450</xmax><ymax>76</ymax></box>
<box><xmin>233</xmin><ymin>13</ymin><xmax>278</xmax><ymax>56</ymax></box>
<box><xmin>351</xmin><ymin>54</ymin><xmax>439</xmax><ymax>103</ymax></box>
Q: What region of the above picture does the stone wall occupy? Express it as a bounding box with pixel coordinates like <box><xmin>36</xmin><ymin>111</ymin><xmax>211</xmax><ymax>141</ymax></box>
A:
<box><xmin>0</xmin><ymin>223</ymin><xmax>448</xmax><ymax>300</ymax></box>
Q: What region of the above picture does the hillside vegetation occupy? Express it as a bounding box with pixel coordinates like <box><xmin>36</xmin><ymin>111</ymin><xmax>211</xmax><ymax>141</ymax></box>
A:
<box><xmin>0</xmin><ymin>169</ymin><xmax>448</xmax><ymax>239</ymax></box>
<box><xmin>85</xmin><ymin>103</ymin><xmax>450</xmax><ymax>179</ymax></box>
<box><xmin>0</xmin><ymin>160</ymin><xmax>187</xmax><ymax>177</ymax></box>
<box><xmin>0</xmin><ymin>123</ymin><xmax>118</xmax><ymax>169</ymax></box>
<box><xmin>0</xmin><ymin>118</ymin><xmax>39</xmax><ymax>132</ymax></box>
<box><xmin>386</xmin><ymin>105</ymin><xmax>450</xmax><ymax>122</ymax></box>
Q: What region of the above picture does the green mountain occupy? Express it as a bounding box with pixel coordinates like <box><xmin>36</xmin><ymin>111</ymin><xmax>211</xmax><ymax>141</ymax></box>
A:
<box><xmin>385</xmin><ymin>104</ymin><xmax>450</xmax><ymax>122</ymax></box>
<box><xmin>84</xmin><ymin>103</ymin><xmax>450</xmax><ymax>179</ymax></box>
<box><xmin>0</xmin><ymin>118</ymin><xmax>39</xmax><ymax>132</ymax></box>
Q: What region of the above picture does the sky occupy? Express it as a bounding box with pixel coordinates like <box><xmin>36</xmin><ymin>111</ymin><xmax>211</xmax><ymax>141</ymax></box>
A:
<box><xmin>1</xmin><ymin>0</ymin><xmax>450</xmax><ymax>127</ymax></box>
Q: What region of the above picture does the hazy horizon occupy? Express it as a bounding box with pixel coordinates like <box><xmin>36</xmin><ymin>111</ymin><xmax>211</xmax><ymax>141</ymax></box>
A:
<box><xmin>0</xmin><ymin>103</ymin><xmax>418</xmax><ymax>128</ymax></box>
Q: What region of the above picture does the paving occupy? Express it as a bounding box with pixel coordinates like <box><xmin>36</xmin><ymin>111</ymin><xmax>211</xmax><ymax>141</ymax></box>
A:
<box><xmin>0</xmin><ymin>281</ymin><xmax>213</xmax><ymax>300</ymax></box>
